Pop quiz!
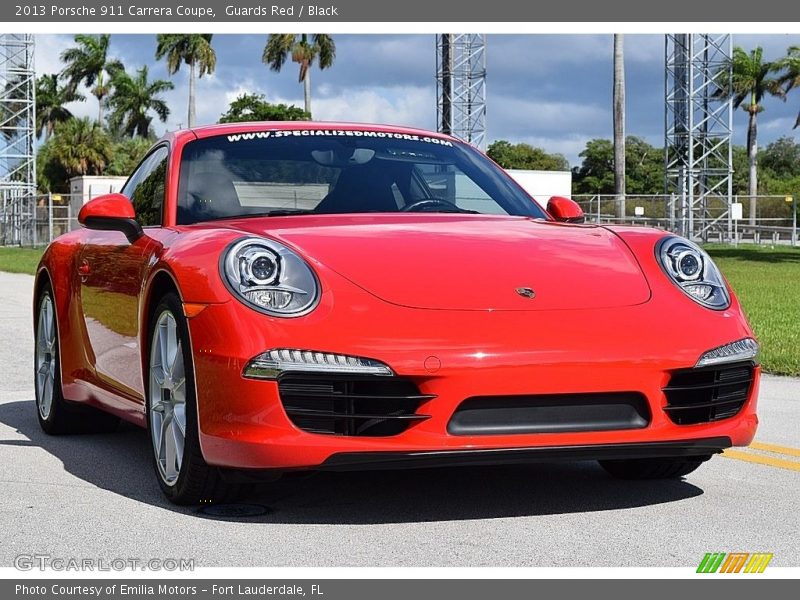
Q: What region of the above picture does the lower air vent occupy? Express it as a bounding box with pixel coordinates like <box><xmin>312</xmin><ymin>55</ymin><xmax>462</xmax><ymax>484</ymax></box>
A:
<box><xmin>447</xmin><ymin>392</ymin><xmax>651</xmax><ymax>436</ymax></box>
<box><xmin>663</xmin><ymin>362</ymin><xmax>755</xmax><ymax>425</ymax></box>
<box><xmin>278</xmin><ymin>373</ymin><xmax>434</xmax><ymax>436</ymax></box>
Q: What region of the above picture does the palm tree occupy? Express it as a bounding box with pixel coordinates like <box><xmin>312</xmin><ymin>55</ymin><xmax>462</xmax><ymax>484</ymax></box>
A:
<box><xmin>612</xmin><ymin>34</ymin><xmax>626</xmax><ymax>221</ymax></box>
<box><xmin>35</xmin><ymin>74</ymin><xmax>83</xmax><ymax>139</ymax></box>
<box><xmin>155</xmin><ymin>34</ymin><xmax>216</xmax><ymax>128</ymax></box>
<box><xmin>262</xmin><ymin>34</ymin><xmax>336</xmax><ymax>115</ymax></box>
<box><xmin>717</xmin><ymin>46</ymin><xmax>784</xmax><ymax>224</ymax></box>
<box><xmin>59</xmin><ymin>34</ymin><xmax>122</xmax><ymax>127</ymax></box>
<box><xmin>107</xmin><ymin>66</ymin><xmax>174</xmax><ymax>138</ymax></box>
<box><xmin>48</xmin><ymin>117</ymin><xmax>112</xmax><ymax>177</ymax></box>
<box><xmin>776</xmin><ymin>46</ymin><xmax>800</xmax><ymax>129</ymax></box>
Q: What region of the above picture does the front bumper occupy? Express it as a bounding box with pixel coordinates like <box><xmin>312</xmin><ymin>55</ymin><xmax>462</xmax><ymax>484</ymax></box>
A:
<box><xmin>186</xmin><ymin>280</ymin><xmax>759</xmax><ymax>470</ymax></box>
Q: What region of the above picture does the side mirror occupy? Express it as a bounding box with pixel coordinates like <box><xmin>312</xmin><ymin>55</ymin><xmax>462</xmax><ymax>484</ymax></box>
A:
<box><xmin>78</xmin><ymin>193</ymin><xmax>143</xmax><ymax>244</ymax></box>
<box><xmin>547</xmin><ymin>196</ymin><xmax>585</xmax><ymax>224</ymax></box>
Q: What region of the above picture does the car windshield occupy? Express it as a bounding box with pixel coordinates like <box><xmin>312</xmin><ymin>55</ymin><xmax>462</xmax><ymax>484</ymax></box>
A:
<box><xmin>175</xmin><ymin>128</ymin><xmax>548</xmax><ymax>224</ymax></box>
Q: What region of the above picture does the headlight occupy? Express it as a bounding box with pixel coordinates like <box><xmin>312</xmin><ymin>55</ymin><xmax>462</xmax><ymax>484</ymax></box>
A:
<box><xmin>656</xmin><ymin>236</ymin><xmax>730</xmax><ymax>309</ymax></box>
<box><xmin>221</xmin><ymin>237</ymin><xmax>320</xmax><ymax>316</ymax></box>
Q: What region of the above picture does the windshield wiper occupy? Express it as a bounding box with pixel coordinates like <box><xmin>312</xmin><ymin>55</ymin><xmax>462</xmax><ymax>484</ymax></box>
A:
<box><xmin>245</xmin><ymin>208</ymin><xmax>316</xmax><ymax>217</ymax></box>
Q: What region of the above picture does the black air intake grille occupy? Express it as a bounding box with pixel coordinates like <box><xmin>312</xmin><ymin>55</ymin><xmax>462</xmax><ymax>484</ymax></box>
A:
<box><xmin>447</xmin><ymin>392</ymin><xmax>651</xmax><ymax>436</ymax></box>
<box><xmin>278</xmin><ymin>373</ymin><xmax>434</xmax><ymax>436</ymax></box>
<box><xmin>663</xmin><ymin>362</ymin><xmax>754</xmax><ymax>425</ymax></box>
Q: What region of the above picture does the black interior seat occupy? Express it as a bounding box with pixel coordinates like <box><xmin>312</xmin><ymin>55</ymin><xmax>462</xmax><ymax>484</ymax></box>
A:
<box><xmin>179</xmin><ymin>171</ymin><xmax>242</xmax><ymax>223</ymax></box>
<box><xmin>315</xmin><ymin>165</ymin><xmax>400</xmax><ymax>213</ymax></box>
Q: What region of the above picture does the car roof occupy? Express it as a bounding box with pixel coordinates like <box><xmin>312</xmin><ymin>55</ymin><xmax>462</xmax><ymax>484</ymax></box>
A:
<box><xmin>160</xmin><ymin>121</ymin><xmax>460</xmax><ymax>145</ymax></box>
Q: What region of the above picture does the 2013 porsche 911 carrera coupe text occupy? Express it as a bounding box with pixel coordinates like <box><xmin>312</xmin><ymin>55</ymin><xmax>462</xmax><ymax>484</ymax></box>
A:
<box><xmin>33</xmin><ymin>122</ymin><xmax>760</xmax><ymax>504</ymax></box>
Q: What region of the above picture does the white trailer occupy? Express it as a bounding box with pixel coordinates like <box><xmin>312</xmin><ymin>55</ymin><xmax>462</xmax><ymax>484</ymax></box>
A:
<box><xmin>504</xmin><ymin>169</ymin><xmax>573</xmax><ymax>209</ymax></box>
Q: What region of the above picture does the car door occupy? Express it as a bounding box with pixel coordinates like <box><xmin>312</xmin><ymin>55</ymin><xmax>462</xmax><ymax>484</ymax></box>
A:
<box><xmin>78</xmin><ymin>145</ymin><xmax>169</xmax><ymax>402</ymax></box>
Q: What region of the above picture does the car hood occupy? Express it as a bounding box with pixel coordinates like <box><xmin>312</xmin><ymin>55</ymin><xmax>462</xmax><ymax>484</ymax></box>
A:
<box><xmin>220</xmin><ymin>215</ymin><xmax>651</xmax><ymax>311</ymax></box>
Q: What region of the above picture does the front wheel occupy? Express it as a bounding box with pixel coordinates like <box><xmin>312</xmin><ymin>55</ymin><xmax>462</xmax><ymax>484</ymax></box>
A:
<box><xmin>598</xmin><ymin>456</ymin><xmax>712</xmax><ymax>480</ymax></box>
<box><xmin>147</xmin><ymin>293</ymin><xmax>240</xmax><ymax>504</ymax></box>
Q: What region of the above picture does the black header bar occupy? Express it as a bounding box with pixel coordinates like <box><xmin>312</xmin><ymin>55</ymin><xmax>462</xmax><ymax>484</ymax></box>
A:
<box><xmin>4</xmin><ymin>0</ymin><xmax>799</xmax><ymax>22</ymax></box>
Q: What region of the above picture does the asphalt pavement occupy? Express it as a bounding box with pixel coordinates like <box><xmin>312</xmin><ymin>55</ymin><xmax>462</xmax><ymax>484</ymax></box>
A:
<box><xmin>0</xmin><ymin>271</ymin><xmax>797</xmax><ymax>568</ymax></box>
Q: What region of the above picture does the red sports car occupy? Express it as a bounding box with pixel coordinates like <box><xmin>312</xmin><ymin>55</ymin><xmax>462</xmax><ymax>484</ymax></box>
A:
<box><xmin>34</xmin><ymin>122</ymin><xmax>760</xmax><ymax>504</ymax></box>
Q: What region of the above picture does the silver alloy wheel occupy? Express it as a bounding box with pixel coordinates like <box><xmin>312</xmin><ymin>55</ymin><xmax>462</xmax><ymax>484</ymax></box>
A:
<box><xmin>149</xmin><ymin>310</ymin><xmax>187</xmax><ymax>486</ymax></box>
<box><xmin>35</xmin><ymin>294</ymin><xmax>57</xmax><ymax>420</ymax></box>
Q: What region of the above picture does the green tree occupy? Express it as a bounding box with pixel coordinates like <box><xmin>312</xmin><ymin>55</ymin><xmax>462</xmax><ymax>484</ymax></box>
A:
<box><xmin>731</xmin><ymin>145</ymin><xmax>750</xmax><ymax>195</ymax></box>
<box><xmin>716</xmin><ymin>46</ymin><xmax>784</xmax><ymax>224</ymax></box>
<box><xmin>572</xmin><ymin>139</ymin><xmax>615</xmax><ymax>194</ymax></box>
<box><xmin>760</xmin><ymin>136</ymin><xmax>800</xmax><ymax>178</ymax></box>
<box><xmin>623</xmin><ymin>137</ymin><xmax>664</xmax><ymax>194</ymax></box>
<box><xmin>486</xmin><ymin>140</ymin><xmax>569</xmax><ymax>171</ymax></box>
<box><xmin>35</xmin><ymin>74</ymin><xmax>83</xmax><ymax>139</ymax></box>
<box><xmin>155</xmin><ymin>34</ymin><xmax>216</xmax><ymax>128</ymax></box>
<box><xmin>107</xmin><ymin>137</ymin><xmax>154</xmax><ymax>176</ymax></box>
<box><xmin>572</xmin><ymin>137</ymin><xmax>664</xmax><ymax>195</ymax></box>
<box><xmin>36</xmin><ymin>117</ymin><xmax>113</xmax><ymax>192</ymax></box>
<box><xmin>107</xmin><ymin>66</ymin><xmax>173</xmax><ymax>138</ymax></box>
<box><xmin>262</xmin><ymin>34</ymin><xmax>335</xmax><ymax>115</ymax></box>
<box><xmin>59</xmin><ymin>34</ymin><xmax>122</xmax><ymax>127</ymax></box>
<box><xmin>776</xmin><ymin>45</ymin><xmax>800</xmax><ymax>128</ymax></box>
<box><xmin>36</xmin><ymin>139</ymin><xmax>66</xmax><ymax>193</ymax></box>
<box><xmin>218</xmin><ymin>93</ymin><xmax>310</xmax><ymax>123</ymax></box>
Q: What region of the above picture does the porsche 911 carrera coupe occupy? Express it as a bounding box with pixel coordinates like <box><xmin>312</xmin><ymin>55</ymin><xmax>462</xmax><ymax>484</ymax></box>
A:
<box><xmin>34</xmin><ymin>122</ymin><xmax>760</xmax><ymax>504</ymax></box>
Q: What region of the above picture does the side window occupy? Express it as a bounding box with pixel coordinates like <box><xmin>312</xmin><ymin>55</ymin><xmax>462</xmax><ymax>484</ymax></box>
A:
<box><xmin>122</xmin><ymin>146</ymin><xmax>169</xmax><ymax>227</ymax></box>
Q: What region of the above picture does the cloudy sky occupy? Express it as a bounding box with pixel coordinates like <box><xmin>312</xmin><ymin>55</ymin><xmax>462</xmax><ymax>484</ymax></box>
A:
<box><xmin>36</xmin><ymin>33</ymin><xmax>800</xmax><ymax>166</ymax></box>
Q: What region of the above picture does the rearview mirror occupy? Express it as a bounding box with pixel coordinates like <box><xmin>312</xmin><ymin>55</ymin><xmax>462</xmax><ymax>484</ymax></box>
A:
<box><xmin>547</xmin><ymin>196</ymin><xmax>585</xmax><ymax>224</ymax></box>
<box><xmin>78</xmin><ymin>193</ymin><xmax>143</xmax><ymax>244</ymax></box>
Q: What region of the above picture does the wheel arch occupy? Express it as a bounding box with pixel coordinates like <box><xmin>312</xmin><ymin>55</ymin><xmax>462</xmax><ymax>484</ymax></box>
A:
<box><xmin>138</xmin><ymin>267</ymin><xmax>194</xmax><ymax>409</ymax></box>
<box><xmin>33</xmin><ymin>252</ymin><xmax>72</xmax><ymax>397</ymax></box>
<box><xmin>140</xmin><ymin>267</ymin><xmax>184</xmax><ymax>354</ymax></box>
<box><xmin>33</xmin><ymin>264</ymin><xmax>52</xmax><ymax>315</ymax></box>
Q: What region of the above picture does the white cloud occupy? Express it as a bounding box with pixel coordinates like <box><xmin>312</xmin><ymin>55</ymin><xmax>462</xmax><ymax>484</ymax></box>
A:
<box><xmin>732</xmin><ymin>34</ymin><xmax>800</xmax><ymax>58</ymax></box>
<box><xmin>761</xmin><ymin>116</ymin><xmax>797</xmax><ymax>132</ymax></box>
<box><xmin>188</xmin><ymin>75</ymin><xmax>435</xmax><ymax>131</ymax></box>
<box><xmin>514</xmin><ymin>134</ymin><xmax>592</xmax><ymax>167</ymax></box>
<box><xmin>34</xmin><ymin>34</ymin><xmax>70</xmax><ymax>76</ymax></box>
<box><xmin>491</xmin><ymin>96</ymin><xmax>609</xmax><ymax>136</ymax></box>
<box><xmin>312</xmin><ymin>87</ymin><xmax>434</xmax><ymax>128</ymax></box>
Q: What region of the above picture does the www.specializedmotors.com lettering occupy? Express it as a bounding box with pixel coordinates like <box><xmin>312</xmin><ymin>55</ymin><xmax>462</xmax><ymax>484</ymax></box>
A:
<box><xmin>226</xmin><ymin>130</ymin><xmax>453</xmax><ymax>145</ymax></box>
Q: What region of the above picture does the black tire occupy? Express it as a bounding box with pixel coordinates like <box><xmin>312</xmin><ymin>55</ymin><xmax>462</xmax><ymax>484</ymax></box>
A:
<box><xmin>35</xmin><ymin>283</ymin><xmax>119</xmax><ymax>435</ymax></box>
<box><xmin>598</xmin><ymin>456</ymin><xmax>712</xmax><ymax>480</ymax></box>
<box><xmin>146</xmin><ymin>292</ymin><xmax>241</xmax><ymax>505</ymax></box>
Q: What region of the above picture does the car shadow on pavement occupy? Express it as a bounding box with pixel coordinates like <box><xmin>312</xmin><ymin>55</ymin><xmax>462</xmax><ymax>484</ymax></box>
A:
<box><xmin>0</xmin><ymin>399</ymin><xmax>705</xmax><ymax>524</ymax></box>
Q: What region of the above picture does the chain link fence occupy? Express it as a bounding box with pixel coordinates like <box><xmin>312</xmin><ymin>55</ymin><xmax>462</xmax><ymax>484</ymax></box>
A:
<box><xmin>573</xmin><ymin>194</ymin><xmax>798</xmax><ymax>246</ymax></box>
<box><xmin>0</xmin><ymin>193</ymin><xmax>74</xmax><ymax>247</ymax></box>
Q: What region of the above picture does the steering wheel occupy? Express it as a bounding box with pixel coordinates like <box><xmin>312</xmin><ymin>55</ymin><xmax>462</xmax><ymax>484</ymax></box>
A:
<box><xmin>401</xmin><ymin>198</ymin><xmax>465</xmax><ymax>213</ymax></box>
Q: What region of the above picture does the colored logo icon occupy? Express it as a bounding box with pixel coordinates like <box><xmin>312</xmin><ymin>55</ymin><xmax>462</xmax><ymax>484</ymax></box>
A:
<box><xmin>697</xmin><ymin>552</ymin><xmax>773</xmax><ymax>573</ymax></box>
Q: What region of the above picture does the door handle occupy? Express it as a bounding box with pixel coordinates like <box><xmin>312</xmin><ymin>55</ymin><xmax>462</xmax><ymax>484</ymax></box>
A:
<box><xmin>78</xmin><ymin>260</ymin><xmax>90</xmax><ymax>276</ymax></box>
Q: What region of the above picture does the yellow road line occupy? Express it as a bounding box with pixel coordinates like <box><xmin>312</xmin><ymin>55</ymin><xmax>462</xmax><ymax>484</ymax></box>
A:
<box><xmin>722</xmin><ymin>449</ymin><xmax>800</xmax><ymax>472</ymax></box>
<box><xmin>748</xmin><ymin>441</ymin><xmax>800</xmax><ymax>458</ymax></box>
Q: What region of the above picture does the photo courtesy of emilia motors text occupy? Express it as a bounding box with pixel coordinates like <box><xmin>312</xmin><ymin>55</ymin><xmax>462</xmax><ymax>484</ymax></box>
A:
<box><xmin>0</xmin><ymin>0</ymin><xmax>798</xmax><ymax>596</ymax></box>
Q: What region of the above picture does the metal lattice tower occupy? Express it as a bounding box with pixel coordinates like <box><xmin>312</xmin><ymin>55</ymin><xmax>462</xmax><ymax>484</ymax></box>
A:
<box><xmin>665</xmin><ymin>34</ymin><xmax>733</xmax><ymax>242</ymax></box>
<box><xmin>436</xmin><ymin>34</ymin><xmax>487</xmax><ymax>150</ymax></box>
<box><xmin>0</xmin><ymin>34</ymin><xmax>36</xmax><ymax>246</ymax></box>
